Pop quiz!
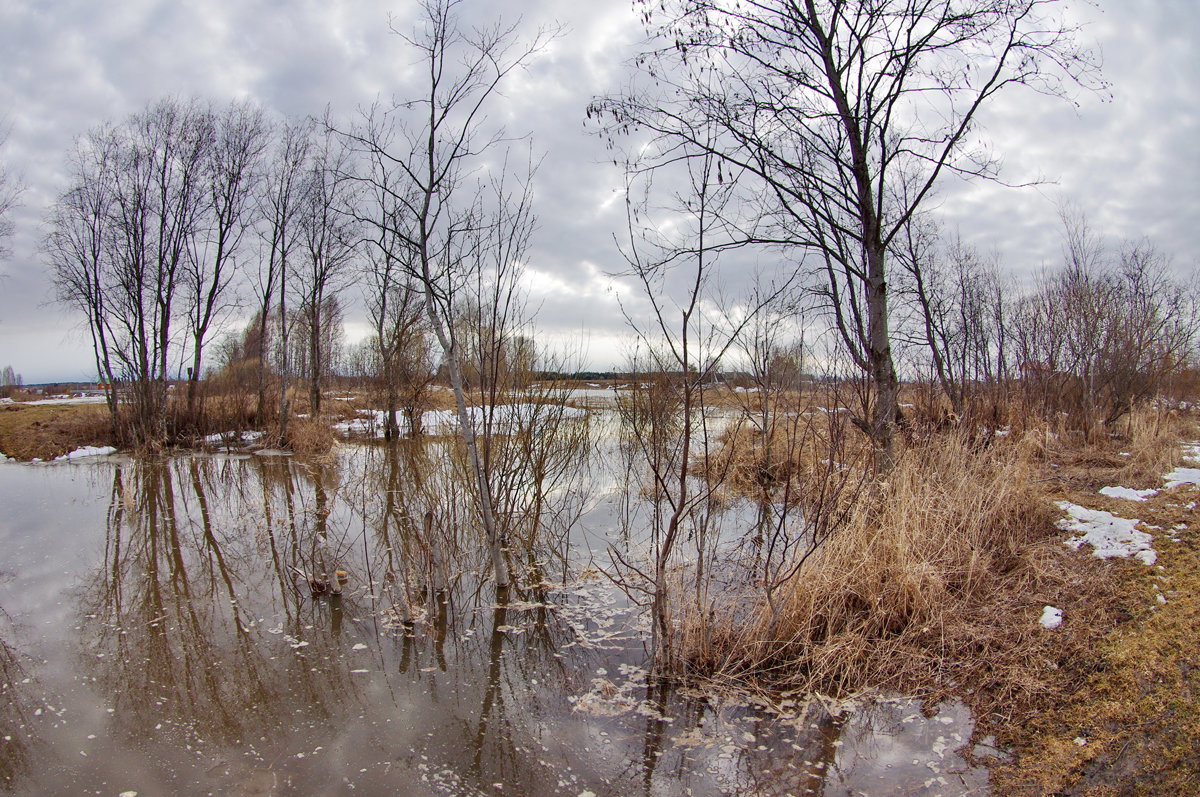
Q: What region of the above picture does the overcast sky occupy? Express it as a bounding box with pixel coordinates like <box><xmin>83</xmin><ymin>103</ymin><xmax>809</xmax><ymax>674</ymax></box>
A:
<box><xmin>0</xmin><ymin>0</ymin><xmax>1196</xmax><ymax>383</ymax></box>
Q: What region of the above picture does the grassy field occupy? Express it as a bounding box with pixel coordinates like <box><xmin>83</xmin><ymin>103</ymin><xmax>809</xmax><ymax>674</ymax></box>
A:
<box><xmin>0</xmin><ymin>401</ymin><xmax>114</xmax><ymax>460</ymax></box>
<box><xmin>993</xmin><ymin>440</ymin><xmax>1200</xmax><ymax>794</ymax></box>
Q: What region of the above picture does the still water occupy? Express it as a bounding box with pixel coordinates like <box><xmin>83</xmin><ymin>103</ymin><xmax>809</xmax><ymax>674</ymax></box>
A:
<box><xmin>0</xmin><ymin>441</ymin><xmax>989</xmax><ymax>795</ymax></box>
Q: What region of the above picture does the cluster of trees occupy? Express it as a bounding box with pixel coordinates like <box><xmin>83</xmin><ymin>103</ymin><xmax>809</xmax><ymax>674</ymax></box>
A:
<box><xmin>0</xmin><ymin>365</ymin><xmax>22</xmax><ymax>399</ymax></box>
<box><xmin>47</xmin><ymin>98</ymin><xmax>274</xmax><ymax>440</ymax></box>
<box><xmin>46</xmin><ymin>4</ymin><xmax>549</xmax><ymax>448</ymax></box>
<box><xmin>47</xmin><ymin>0</ymin><xmax>561</xmax><ymax>591</ymax></box>
<box><xmin>901</xmin><ymin>209</ymin><xmax>1198</xmax><ymax>434</ymax></box>
<box><xmin>589</xmin><ymin>0</ymin><xmax>1161</xmax><ymax>466</ymax></box>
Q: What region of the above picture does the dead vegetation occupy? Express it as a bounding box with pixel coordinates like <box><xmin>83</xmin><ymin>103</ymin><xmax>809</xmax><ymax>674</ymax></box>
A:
<box><xmin>0</xmin><ymin>402</ymin><xmax>114</xmax><ymax>461</ymax></box>
<box><xmin>661</xmin><ymin>400</ymin><xmax>1200</xmax><ymax>792</ymax></box>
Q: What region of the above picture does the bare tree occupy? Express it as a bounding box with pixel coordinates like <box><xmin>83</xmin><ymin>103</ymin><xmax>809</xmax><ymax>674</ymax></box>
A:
<box><xmin>0</xmin><ymin>124</ymin><xmax>24</xmax><ymax>261</ymax></box>
<box><xmin>363</xmin><ymin>244</ymin><xmax>432</xmax><ymax>439</ymax></box>
<box><xmin>183</xmin><ymin>101</ymin><xmax>270</xmax><ymax>413</ymax></box>
<box><xmin>609</xmin><ymin>133</ymin><xmax>762</xmax><ymax>667</ymax></box>
<box><xmin>898</xmin><ymin>221</ymin><xmax>1010</xmax><ymax>420</ymax></box>
<box><xmin>334</xmin><ymin>0</ymin><xmax>558</xmax><ymax>589</ymax></box>
<box><xmin>48</xmin><ymin>98</ymin><xmax>211</xmax><ymax>443</ymax></box>
<box><xmin>293</xmin><ymin>132</ymin><xmax>358</xmax><ymax>417</ymax></box>
<box><xmin>256</xmin><ymin>118</ymin><xmax>314</xmax><ymax>439</ymax></box>
<box><xmin>593</xmin><ymin>0</ymin><xmax>1099</xmax><ymax>468</ymax></box>
<box><xmin>1012</xmin><ymin>209</ymin><xmax>1198</xmax><ymax>433</ymax></box>
<box><xmin>47</xmin><ymin>131</ymin><xmax>121</xmax><ymax>432</ymax></box>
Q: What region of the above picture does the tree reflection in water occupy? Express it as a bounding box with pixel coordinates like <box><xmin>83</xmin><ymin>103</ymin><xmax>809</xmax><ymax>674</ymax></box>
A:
<box><xmin>78</xmin><ymin>457</ymin><xmax>367</xmax><ymax>747</ymax></box>
<box><xmin>0</xmin><ymin>441</ymin><xmax>985</xmax><ymax>794</ymax></box>
<box><xmin>0</xmin><ymin>603</ymin><xmax>38</xmax><ymax>789</ymax></box>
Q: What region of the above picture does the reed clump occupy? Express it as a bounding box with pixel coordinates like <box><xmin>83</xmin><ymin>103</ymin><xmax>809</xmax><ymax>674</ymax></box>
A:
<box><xmin>286</xmin><ymin>416</ymin><xmax>337</xmax><ymax>459</ymax></box>
<box><xmin>699</xmin><ymin>426</ymin><xmax>1119</xmax><ymax>723</ymax></box>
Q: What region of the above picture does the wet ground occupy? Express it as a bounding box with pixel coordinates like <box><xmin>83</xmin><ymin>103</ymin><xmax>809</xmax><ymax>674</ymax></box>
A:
<box><xmin>0</xmin><ymin>440</ymin><xmax>991</xmax><ymax>795</ymax></box>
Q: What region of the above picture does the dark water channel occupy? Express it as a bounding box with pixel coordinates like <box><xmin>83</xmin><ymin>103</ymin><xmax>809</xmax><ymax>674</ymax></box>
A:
<box><xmin>0</xmin><ymin>443</ymin><xmax>989</xmax><ymax>795</ymax></box>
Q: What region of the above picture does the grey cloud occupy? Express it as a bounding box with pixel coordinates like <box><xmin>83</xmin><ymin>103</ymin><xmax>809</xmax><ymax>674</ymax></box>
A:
<box><xmin>0</xmin><ymin>0</ymin><xmax>1196</xmax><ymax>382</ymax></box>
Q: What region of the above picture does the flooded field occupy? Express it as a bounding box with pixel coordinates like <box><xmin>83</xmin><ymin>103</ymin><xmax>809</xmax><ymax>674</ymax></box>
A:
<box><xmin>0</xmin><ymin>417</ymin><xmax>990</xmax><ymax>795</ymax></box>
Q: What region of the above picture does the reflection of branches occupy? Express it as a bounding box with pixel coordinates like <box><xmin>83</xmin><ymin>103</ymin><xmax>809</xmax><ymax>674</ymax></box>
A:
<box><xmin>0</xmin><ymin>603</ymin><xmax>38</xmax><ymax>789</ymax></box>
<box><xmin>77</xmin><ymin>458</ymin><xmax>367</xmax><ymax>745</ymax></box>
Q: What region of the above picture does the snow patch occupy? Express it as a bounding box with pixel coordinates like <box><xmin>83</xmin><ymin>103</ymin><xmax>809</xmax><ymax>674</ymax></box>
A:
<box><xmin>1039</xmin><ymin>606</ymin><xmax>1062</xmax><ymax>629</ymax></box>
<box><xmin>1165</xmin><ymin>467</ymin><xmax>1200</xmax><ymax>489</ymax></box>
<box><xmin>55</xmin><ymin>445</ymin><xmax>117</xmax><ymax>461</ymax></box>
<box><xmin>1057</xmin><ymin>502</ymin><xmax>1156</xmax><ymax>563</ymax></box>
<box><xmin>1099</xmin><ymin>486</ymin><xmax>1158</xmax><ymax>501</ymax></box>
<box><xmin>20</xmin><ymin>395</ymin><xmax>108</xmax><ymax>406</ymax></box>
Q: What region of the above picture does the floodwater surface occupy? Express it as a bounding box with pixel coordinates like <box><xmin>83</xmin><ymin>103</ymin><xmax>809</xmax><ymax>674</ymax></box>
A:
<box><xmin>0</xmin><ymin>437</ymin><xmax>990</xmax><ymax>795</ymax></box>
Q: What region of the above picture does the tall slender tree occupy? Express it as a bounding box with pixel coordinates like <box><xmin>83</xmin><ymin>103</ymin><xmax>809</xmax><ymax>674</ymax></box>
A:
<box><xmin>335</xmin><ymin>0</ymin><xmax>558</xmax><ymax>588</ymax></box>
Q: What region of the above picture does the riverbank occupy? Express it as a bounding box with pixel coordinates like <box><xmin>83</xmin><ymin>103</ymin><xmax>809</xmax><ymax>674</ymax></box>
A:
<box><xmin>682</xmin><ymin>404</ymin><xmax>1200</xmax><ymax>794</ymax></box>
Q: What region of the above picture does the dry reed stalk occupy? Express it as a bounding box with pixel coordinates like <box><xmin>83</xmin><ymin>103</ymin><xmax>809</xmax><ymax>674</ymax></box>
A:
<box><xmin>693</xmin><ymin>429</ymin><xmax>1118</xmax><ymax>724</ymax></box>
<box><xmin>287</xmin><ymin>416</ymin><xmax>336</xmax><ymax>458</ymax></box>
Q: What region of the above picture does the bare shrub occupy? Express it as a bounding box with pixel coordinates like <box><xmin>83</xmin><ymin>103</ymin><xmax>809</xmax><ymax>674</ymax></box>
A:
<box><xmin>1012</xmin><ymin>212</ymin><xmax>1198</xmax><ymax>438</ymax></box>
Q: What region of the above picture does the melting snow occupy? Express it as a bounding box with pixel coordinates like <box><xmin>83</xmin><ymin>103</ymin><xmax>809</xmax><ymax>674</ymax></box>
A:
<box><xmin>1039</xmin><ymin>606</ymin><xmax>1063</xmax><ymax>629</ymax></box>
<box><xmin>1099</xmin><ymin>486</ymin><xmax>1159</xmax><ymax>501</ymax></box>
<box><xmin>55</xmin><ymin>446</ymin><xmax>117</xmax><ymax>461</ymax></box>
<box><xmin>1057</xmin><ymin>502</ymin><xmax>1156</xmax><ymax>564</ymax></box>
<box><xmin>1165</xmin><ymin>467</ymin><xmax>1200</xmax><ymax>489</ymax></box>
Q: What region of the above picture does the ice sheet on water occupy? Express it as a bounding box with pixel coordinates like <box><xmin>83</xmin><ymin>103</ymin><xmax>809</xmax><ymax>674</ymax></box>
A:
<box><xmin>1057</xmin><ymin>501</ymin><xmax>1156</xmax><ymax>564</ymax></box>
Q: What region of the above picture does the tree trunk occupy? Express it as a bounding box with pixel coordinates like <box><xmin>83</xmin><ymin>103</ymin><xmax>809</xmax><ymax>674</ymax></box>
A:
<box><xmin>278</xmin><ymin>261</ymin><xmax>290</xmax><ymax>447</ymax></box>
<box><xmin>423</xmin><ymin>291</ymin><xmax>510</xmax><ymax>589</ymax></box>
<box><xmin>866</xmin><ymin>240</ymin><xmax>899</xmax><ymax>470</ymax></box>
<box><xmin>384</xmin><ymin>379</ymin><xmax>399</xmax><ymax>440</ymax></box>
<box><xmin>308</xmin><ymin>305</ymin><xmax>321</xmax><ymax>417</ymax></box>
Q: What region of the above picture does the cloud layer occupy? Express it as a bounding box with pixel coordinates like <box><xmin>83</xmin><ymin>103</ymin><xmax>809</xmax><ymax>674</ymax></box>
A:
<box><xmin>0</xmin><ymin>0</ymin><xmax>1195</xmax><ymax>381</ymax></box>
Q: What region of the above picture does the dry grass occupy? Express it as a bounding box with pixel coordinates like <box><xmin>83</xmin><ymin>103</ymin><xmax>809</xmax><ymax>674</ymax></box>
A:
<box><xmin>0</xmin><ymin>402</ymin><xmax>115</xmax><ymax>460</ymax></box>
<box><xmin>704</xmin><ymin>432</ymin><xmax>1086</xmax><ymax>711</ymax></box>
<box><xmin>285</xmin><ymin>416</ymin><xmax>337</xmax><ymax>459</ymax></box>
<box><xmin>689</xmin><ymin>417</ymin><xmax>1177</xmax><ymax>727</ymax></box>
<box><xmin>679</xmin><ymin>401</ymin><xmax>1200</xmax><ymax>792</ymax></box>
<box><xmin>989</xmin><ymin>417</ymin><xmax>1200</xmax><ymax>794</ymax></box>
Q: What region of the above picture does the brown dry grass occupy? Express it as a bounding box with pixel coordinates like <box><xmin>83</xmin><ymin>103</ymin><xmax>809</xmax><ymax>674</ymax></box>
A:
<box><xmin>988</xmin><ymin>410</ymin><xmax>1200</xmax><ymax>795</ymax></box>
<box><xmin>285</xmin><ymin>416</ymin><xmax>337</xmax><ymax>459</ymax></box>
<box><xmin>685</xmin><ymin>403</ymin><xmax>1200</xmax><ymax>793</ymax></box>
<box><xmin>0</xmin><ymin>402</ymin><xmax>115</xmax><ymax>460</ymax></box>
<box><xmin>702</xmin><ymin>430</ymin><xmax>1106</xmax><ymax>715</ymax></box>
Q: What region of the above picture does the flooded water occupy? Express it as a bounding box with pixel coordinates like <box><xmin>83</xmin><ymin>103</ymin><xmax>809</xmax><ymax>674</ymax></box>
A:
<box><xmin>0</xmin><ymin>429</ymin><xmax>991</xmax><ymax>795</ymax></box>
